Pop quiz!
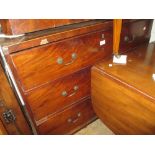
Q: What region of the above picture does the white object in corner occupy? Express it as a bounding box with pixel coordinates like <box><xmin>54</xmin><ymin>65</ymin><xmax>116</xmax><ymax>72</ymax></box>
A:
<box><xmin>150</xmin><ymin>19</ymin><xmax>155</xmax><ymax>43</ymax></box>
<box><xmin>113</xmin><ymin>55</ymin><xmax>127</xmax><ymax>64</ymax></box>
<box><xmin>152</xmin><ymin>74</ymin><xmax>155</xmax><ymax>81</ymax></box>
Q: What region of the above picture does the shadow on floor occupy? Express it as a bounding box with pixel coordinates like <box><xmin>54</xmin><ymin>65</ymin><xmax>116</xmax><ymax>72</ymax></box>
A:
<box><xmin>75</xmin><ymin>119</ymin><xmax>114</xmax><ymax>135</ymax></box>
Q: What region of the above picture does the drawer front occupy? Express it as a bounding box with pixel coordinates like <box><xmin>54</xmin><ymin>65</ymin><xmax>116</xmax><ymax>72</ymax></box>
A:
<box><xmin>120</xmin><ymin>20</ymin><xmax>152</xmax><ymax>52</ymax></box>
<box><xmin>37</xmin><ymin>97</ymin><xmax>96</xmax><ymax>134</ymax></box>
<box><xmin>11</xmin><ymin>30</ymin><xmax>112</xmax><ymax>91</ymax></box>
<box><xmin>26</xmin><ymin>68</ymin><xmax>91</xmax><ymax>121</ymax></box>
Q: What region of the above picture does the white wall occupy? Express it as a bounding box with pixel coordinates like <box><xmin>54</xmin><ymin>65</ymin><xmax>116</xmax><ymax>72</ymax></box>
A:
<box><xmin>150</xmin><ymin>19</ymin><xmax>155</xmax><ymax>42</ymax></box>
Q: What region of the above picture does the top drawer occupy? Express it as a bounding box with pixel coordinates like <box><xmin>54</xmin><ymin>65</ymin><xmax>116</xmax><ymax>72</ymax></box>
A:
<box><xmin>10</xmin><ymin>30</ymin><xmax>112</xmax><ymax>91</ymax></box>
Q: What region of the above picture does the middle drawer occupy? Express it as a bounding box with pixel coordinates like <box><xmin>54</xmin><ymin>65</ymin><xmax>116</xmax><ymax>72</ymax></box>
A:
<box><xmin>25</xmin><ymin>68</ymin><xmax>91</xmax><ymax>121</ymax></box>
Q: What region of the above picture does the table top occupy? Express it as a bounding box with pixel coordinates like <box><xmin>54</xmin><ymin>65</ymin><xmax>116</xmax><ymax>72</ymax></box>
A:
<box><xmin>94</xmin><ymin>42</ymin><xmax>155</xmax><ymax>101</ymax></box>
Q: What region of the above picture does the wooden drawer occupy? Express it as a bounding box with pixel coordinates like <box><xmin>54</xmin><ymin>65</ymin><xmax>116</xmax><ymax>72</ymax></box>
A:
<box><xmin>0</xmin><ymin>19</ymin><xmax>91</xmax><ymax>35</ymax></box>
<box><xmin>120</xmin><ymin>20</ymin><xmax>153</xmax><ymax>52</ymax></box>
<box><xmin>37</xmin><ymin>97</ymin><xmax>96</xmax><ymax>134</ymax></box>
<box><xmin>25</xmin><ymin>68</ymin><xmax>91</xmax><ymax>121</ymax></box>
<box><xmin>10</xmin><ymin>29</ymin><xmax>112</xmax><ymax>91</ymax></box>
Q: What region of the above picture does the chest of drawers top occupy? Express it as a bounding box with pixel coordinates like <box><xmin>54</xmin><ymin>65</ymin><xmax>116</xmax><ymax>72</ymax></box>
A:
<box><xmin>0</xmin><ymin>19</ymin><xmax>92</xmax><ymax>35</ymax></box>
<box><xmin>0</xmin><ymin>20</ymin><xmax>112</xmax><ymax>54</ymax></box>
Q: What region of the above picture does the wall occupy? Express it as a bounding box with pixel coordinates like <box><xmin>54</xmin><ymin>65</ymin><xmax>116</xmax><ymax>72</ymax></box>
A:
<box><xmin>150</xmin><ymin>19</ymin><xmax>155</xmax><ymax>42</ymax></box>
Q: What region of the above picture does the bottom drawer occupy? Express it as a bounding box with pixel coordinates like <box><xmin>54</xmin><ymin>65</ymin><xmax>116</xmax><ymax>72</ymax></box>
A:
<box><xmin>37</xmin><ymin>97</ymin><xmax>96</xmax><ymax>134</ymax></box>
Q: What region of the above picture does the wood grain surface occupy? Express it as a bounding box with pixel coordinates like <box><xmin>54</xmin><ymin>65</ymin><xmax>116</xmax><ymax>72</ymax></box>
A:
<box><xmin>26</xmin><ymin>68</ymin><xmax>91</xmax><ymax>121</ymax></box>
<box><xmin>113</xmin><ymin>19</ymin><xmax>122</xmax><ymax>55</ymax></box>
<box><xmin>37</xmin><ymin>97</ymin><xmax>96</xmax><ymax>135</ymax></box>
<box><xmin>10</xmin><ymin>30</ymin><xmax>112</xmax><ymax>91</ymax></box>
<box><xmin>0</xmin><ymin>19</ymin><xmax>91</xmax><ymax>35</ymax></box>
<box><xmin>0</xmin><ymin>64</ymin><xmax>32</xmax><ymax>134</ymax></box>
<box><xmin>91</xmin><ymin>43</ymin><xmax>155</xmax><ymax>134</ymax></box>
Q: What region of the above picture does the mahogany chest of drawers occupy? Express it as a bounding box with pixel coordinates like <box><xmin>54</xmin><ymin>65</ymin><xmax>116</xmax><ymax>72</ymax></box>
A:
<box><xmin>0</xmin><ymin>19</ymin><xmax>153</xmax><ymax>134</ymax></box>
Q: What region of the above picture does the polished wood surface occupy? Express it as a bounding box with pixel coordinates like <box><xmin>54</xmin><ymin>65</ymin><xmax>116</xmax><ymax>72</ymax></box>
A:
<box><xmin>91</xmin><ymin>43</ymin><xmax>155</xmax><ymax>134</ymax></box>
<box><xmin>37</xmin><ymin>97</ymin><xmax>96</xmax><ymax>134</ymax></box>
<box><xmin>96</xmin><ymin>43</ymin><xmax>155</xmax><ymax>99</ymax></box>
<box><xmin>26</xmin><ymin>68</ymin><xmax>91</xmax><ymax>121</ymax></box>
<box><xmin>0</xmin><ymin>19</ymin><xmax>90</xmax><ymax>35</ymax></box>
<box><xmin>0</xmin><ymin>119</ymin><xmax>7</xmax><ymax>135</ymax></box>
<box><xmin>1</xmin><ymin>20</ymin><xmax>112</xmax><ymax>54</ymax></box>
<box><xmin>4</xmin><ymin>20</ymin><xmax>114</xmax><ymax>134</ymax></box>
<box><xmin>0</xmin><ymin>64</ymin><xmax>32</xmax><ymax>134</ymax></box>
<box><xmin>11</xmin><ymin>29</ymin><xmax>112</xmax><ymax>91</ymax></box>
<box><xmin>113</xmin><ymin>19</ymin><xmax>122</xmax><ymax>55</ymax></box>
<box><xmin>0</xmin><ymin>19</ymin><xmax>153</xmax><ymax>134</ymax></box>
<box><xmin>0</xmin><ymin>20</ymin><xmax>151</xmax><ymax>54</ymax></box>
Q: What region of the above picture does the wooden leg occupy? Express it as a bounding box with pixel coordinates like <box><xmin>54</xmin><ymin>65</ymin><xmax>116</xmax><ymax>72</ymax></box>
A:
<box><xmin>113</xmin><ymin>19</ymin><xmax>122</xmax><ymax>56</ymax></box>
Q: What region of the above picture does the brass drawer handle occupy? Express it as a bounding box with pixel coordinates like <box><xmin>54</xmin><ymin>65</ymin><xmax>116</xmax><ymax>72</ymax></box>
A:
<box><xmin>57</xmin><ymin>53</ymin><xmax>77</xmax><ymax>65</ymax></box>
<box><xmin>67</xmin><ymin>112</ymin><xmax>81</xmax><ymax>124</ymax></box>
<box><xmin>61</xmin><ymin>85</ymin><xmax>79</xmax><ymax>97</ymax></box>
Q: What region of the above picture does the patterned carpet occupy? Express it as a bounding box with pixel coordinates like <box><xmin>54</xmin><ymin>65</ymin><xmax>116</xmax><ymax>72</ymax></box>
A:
<box><xmin>75</xmin><ymin>119</ymin><xmax>114</xmax><ymax>135</ymax></box>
